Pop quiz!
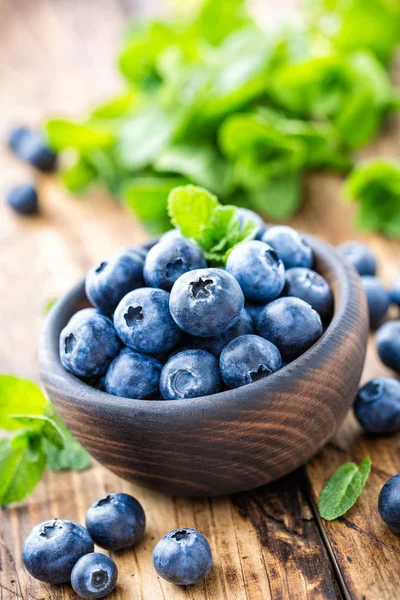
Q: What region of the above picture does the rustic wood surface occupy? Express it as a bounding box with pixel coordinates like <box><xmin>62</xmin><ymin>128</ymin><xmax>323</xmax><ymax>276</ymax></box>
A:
<box><xmin>0</xmin><ymin>0</ymin><xmax>399</xmax><ymax>599</ymax></box>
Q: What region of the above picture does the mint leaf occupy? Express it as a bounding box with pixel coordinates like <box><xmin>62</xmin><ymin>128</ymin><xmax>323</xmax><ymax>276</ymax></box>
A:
<box><xmin>61</xmin><ymin>157</ymin><xmax>97</xmax><ymax>194</ymax></box>
<box><xmin>0</xmin><ymin>433</ymin><xmax>46</xmax><ymax>506</ymax></box>
<box><xmin>8</xmin><ymin>415</ymin><xmax>65</xmax><ymax>450</ymax></box>
<box><xmin>168</xmin><ymin>185</ymin><xmax>219</xmax><ymax>238</ymax></box>
<box><xmin>90</xmin><ymin>91</ymin><xmax>140</xmax><ymax>120</ymax></box>
<box><xmin>194</xmin><ymin>0</ymin><xmax>249</xmax><ymax>46</ymax></box>
<box><xmin>0</xmin><ymin>376</ymin><xmax>49</xmax><ymax>431</ymax></box>
<box><xmin>46</xmin><ymin>119</ymin><xmax>114</xmax><ymax>152</ymax></box>
<box><xmin>249</xmin><ymin>172</ymin><xmax>303</xmax><ymax>221</ymax></box>
<box><xmin>43</xmin><ymin>297</ymin><xmax>58</xmax><ymax>315</ymax></box>
<box><xmin>318</xmin><ymin>457</ymin><xmax>371</xmax><ymax>521</ymax></box>
<box><xmin>123</xmin><ymin>176</ymin><xmax>186</xmax><ymax>225</ymax></box>
<box><xmin>43</xmin><ymin>414</ymin><xmax>91</xmax><ymax>472</ymax></box>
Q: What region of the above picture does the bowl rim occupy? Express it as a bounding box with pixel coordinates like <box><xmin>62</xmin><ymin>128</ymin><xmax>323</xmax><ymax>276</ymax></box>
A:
<box><xmin>39</xmin><ymin>233</ymin><xmax>358</xmax><ymax>414</ymax></box>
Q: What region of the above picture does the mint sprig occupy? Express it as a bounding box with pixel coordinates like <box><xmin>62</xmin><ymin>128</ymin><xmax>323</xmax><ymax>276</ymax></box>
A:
<box><xmin>168</xmin><ymin>184</ymin><xmax>257</xmax><ymax>264</ymax></box>
<box><xmin>0</xmin><ymin>375</ymin><xmax>91</xmax><ymax>505</ymax></box>
<box><xmin>318</xmin><ymin>457</ymin><xmax>371</xmax><ymax>521</ymax></box>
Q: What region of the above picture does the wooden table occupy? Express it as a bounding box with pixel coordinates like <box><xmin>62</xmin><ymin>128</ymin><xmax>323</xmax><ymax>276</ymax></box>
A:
<box><xmin>1</xmin><ymin>1</ymin><xmax>400</xmax><ymax>598</ymax></box>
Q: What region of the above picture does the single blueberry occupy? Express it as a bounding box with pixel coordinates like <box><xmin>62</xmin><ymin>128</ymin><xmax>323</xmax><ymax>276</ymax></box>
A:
<box><xmin>152</xmin><ymin>528</ymin><xmax>212</xmax><ymax>585</ymax></box>
<box><xmin>361</xmin><ymin>276</ymin><xmax>390</xmax><ymax>328</ymax></box>
<box><xmin>226</xmin><ymin>240</ymin><xmax>285</xmax><ymax>303</ymax></box>
<box><xmin>284</xmin><ymin>267</ymin><xmax>333</xmax><ymax>322</ymax></box>
<box><xmin>220</xmin><ymin>334</ymin><xmax>282</xmax><ymax>389</ymax></box>
<box><xmin>188</xmin><ymin>309</ymin><xmax>253</xmax><ymax>357</ymax></box>
<box><xmin>59</xmin><ymin>308</ymin><xmax>120</xmax><ymax>378</ymax></box>
<box><xmin>337</xmin><ymin>241</ymin><xmax>377</xmax><ymax>276</ymax></box>
<box><xmin>262</xmin><ymin>226</ymin><xmax>313</xmax><ymax>269</ymax></box>
<box><xmin>160</xmin><ymin>349</ymin><xmax>222</xmax><ymax>400</ymax></box>
<box><xmin>390</xmin><ymin>274</ymin><xmax>400</xmax><ymax>308</ymax></box>
<box><xmin>376</xmin><ymin>321</ymin><xmax>400</xmax><ymax>374</ymax></box>
<box><xmin>85</xmin><ymin>247</ymin><xmax>145</xmax><ymax>314</ymax></box>
<box><xmin>257</xmin><ymin>297</ymin><xmax>323</xmax><ymax>361</ymax></box>
<box><xmin>245</xmin><ymin>303</ymin><xmax>266</xmax><ymax>329</ymax></box>
<box><xmin>6</xmin><ymin>184</ymin><xmax>38</xmax><ymax>215</ymax></box>
<box><xmin>86</xmin><ymin>493</ymin><xmax>145</xmax><ymax>551</ymax></box>
<box><xmin>71</xmin><ymin>553</ymin><xmax>118</xmax><ymax>600</ymax></box>
<box><xmin>169</xmin><ymin>268</ymin><xmax>244</xmax><ymax>337</ymax></box>
<box><xmin>114</xmin><ymin>288</ymin><xmax>181</xmax><ymax>354</ymax></box>
<box><xmin>354</xmin><ymin>377</ymin><xmax>400</xmax><ymax>434</ymax></box>
<box><xmin>105</xmin><ymin>348</ymin><xmax>162</xmax><ymax>399</ymax></box>
<box><xmin>144</xmin><ymin>237</ymin><xmax>206</xmax><ymax>291</ymax></box>
<box><xmin>8</xmin><ymin>126</ymin><xmax>57</xmax><ymax>172</ymax></box>
<box><xmin>22</xmin><ymin>519</ymin><xmax>94</xmax><ymax>584</ymax></box>
<box><xmin>378</xmin><ymin>474</ymin><xmax>400</xmax><ymax>533</ymax></box>
<box><xmin>236</xmin><ymin>207</ymin><xmax>264</xmax><ymax>238</ymax></box>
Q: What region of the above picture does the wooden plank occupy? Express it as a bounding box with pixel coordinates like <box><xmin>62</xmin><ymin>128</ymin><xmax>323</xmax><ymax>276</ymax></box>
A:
<box><xmin>0</xmin><ymin>1</ymin><xmax>339</xmax><ymax>599</ymax></box>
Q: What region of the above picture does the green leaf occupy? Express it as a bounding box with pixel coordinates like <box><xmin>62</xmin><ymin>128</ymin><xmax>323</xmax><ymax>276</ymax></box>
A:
<box><xmin>90</xmin><ymin>91</ymin><xmax>141</xmax><ymax>120</ymax></box>
<box><xmin>0</xmin><ymin>433</ymin><xmax>46</xmax><ymax>506</ymax></box>
<box><xmin>168</xmin><ymin>184</ymin><xmax>219</xmax><ymax>238</ymax></box>
<box><xmin>249</xmin><ymin>172</ymin><xmax>303</xmax><ymax>221</ymax></box>
<box><xmin>43</xmin><ymin>297</ymin><xmax>58</xmax><ymax>315</ymax></box>
<box><xmin>43</xmin><ymin>414</ymin><xmax>91</xmax><ymax>472</ymax></box>
<box><xmin>46</xmin><ymin>119</ymin><xmax>114</xmax><ymax>152</ymax></box>
<box><xmin>8</xmin><ymin>415</ymin><xmax>65</xmax><ymax>450</ymax></box>
<box><xmin>123</xmin><ymin>177</ymin><xmax>186</xmax><ymax>224</ymax></box>
<box><xmin>61</xmin><ymin>156</ymin><xmax>97</xmax><ymax>193</ymax></box>
<box><xmin>318</xmin><ymin>457</ymin><xmax>371</xmax><ymax>521</ymax></box>
<box><xmin>194</xmin><ymin>0</ymin><xmax>249</xmax><ymax>46</ymax></box>
<box><xmin>0</xmin><ymin>376</ymin><xmax>48</xmax><ymax>431</ymax></box>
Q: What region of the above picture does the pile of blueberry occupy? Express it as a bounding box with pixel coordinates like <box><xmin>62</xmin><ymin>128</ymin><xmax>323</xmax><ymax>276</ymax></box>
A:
<box><xmin>338</xmin><ymin>241</ymin><xmax>400</xmax><ymax>533</ymax></box>
<box><xmin>59</xmin><ymin>219</ymin><xmax>334</xmax><ymax>400</ymax></box>
<box><xmin>22</xmin><ymin>492</ymin><xmax>212</xmax><ymax>598</ymax></box>
<box><xmin>5</xmin><ymin>126</ymin><xmax>58</xmax><ymax>215</ymax></box>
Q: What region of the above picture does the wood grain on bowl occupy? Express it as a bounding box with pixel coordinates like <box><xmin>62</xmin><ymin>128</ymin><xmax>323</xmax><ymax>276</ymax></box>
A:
<box><xmin>39</xmin><ymin>235</ymin><xmax>368</xmax><ymax>496</ymax></box>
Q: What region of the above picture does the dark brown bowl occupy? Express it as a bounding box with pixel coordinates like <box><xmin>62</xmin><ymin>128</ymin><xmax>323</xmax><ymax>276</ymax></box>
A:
<box><xmin>39</xmin><ymin>234</ymin><xmax>368</xmax><ymax>496</ymax></box>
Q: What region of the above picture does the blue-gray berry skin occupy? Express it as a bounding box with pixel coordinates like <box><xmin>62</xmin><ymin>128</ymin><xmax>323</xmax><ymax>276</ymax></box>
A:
<box><xmin>236</xmin><ymin>207</ymin><xmax>264</xmax><ymax>238</ymax></box>
<box><xmin>71</xmin><ymin>553</ymin><xmax>118</xmax><ymax>600</ymax></box>
<box><xmin>160</xmin><ymin>350</ymin><xmax>222</xmax><ymax>400</ymax></box>
<box><xmin>59</xmin><ymin>309</ymin><xmax>120</xmax><ymax>378</ymax></box>
<box><xmin>361</xmin><ymin>276</ymin><xmax>390</xmax><ymax>328</ymax></box>
<box><xmin>378</xmin><ymin>474</ymin><xmax>400</xmax><ymax>533</ymax></box>
<box><xmin>114</xmin><ymin>288</ymin><xmax>181</xmax><ymax>354</ymax></box>
<box><xmin>144</xmin><ymin>237</ymin><xmax>206</xmax><ymax>291</ymax></box>
<box><xmin>337</xmin><ymin>241</ymin><xmax>376</xmax><ymax>276</ymax></box>
<box><xmin>226</xmin><ymin>241</ymin><xmax>285</xmax><ymax>303</ymax></box>
<box><xmin>85</xmin><ymin>248</ymin><xmax>145</xmax><ymax>314</ymax></box>
<box><xmin>284</xmin><ymin>267</ymin><xmax>333</xmax><ymax>322</ymax></box>
<box><xmin>354</xmin><ymin>377</ymin><xmax>400</xmax><ymax>434</ymax></box>
<box><xmin>169</xmin><ymin>268</ymin><xmax>244</xmax><ymax>337</ymax></box>
<box><xmin>390</xmin><ymin>274</ymin><xmax>400</xmax><ymax>307</ymax></box>
<box><xmin>188</xmin><ymin>309</ymin><xmax>253</xmax><ymax>357</ymax></box>
<box><xmin>220</xmin><ymin>334</ymin><xmax>282</xmax><ymax>389</ymax></box>
<box><xmin>86</xmin><ymin>493</ymin><xmax>145</xmax><ymax>551</ymax></box>
<box><xmin>105</xmin><ymin>348</ymin><xmax>162</xmax><ymax>399</ymax></box>
<box><xmin>152</xmin><ymin>528</ymin><xmax>212</xmax><ymax>585</ymax></box>
<box><xmin>257</xmin><ymin>297</ymin><xmax>323</xmax><ymax>362</ymax></box>
<box><xmin>376</xmin><ymin>321</ymin><xmax>400</xmax><ymax>374</ymax></box>
<box><xmin>22</xmin><ymin>519</ymin><xmax>94</xmax><ymax>584</ymax></box>
<box><xmin>8</xmin><ymin>127</ymin><xmax>57</xmax><ymax>172</ymax></box>
<box><xmin>6</xmin><ymin>184</ymin><xmax>38</xmax><ymax>215</ymax></box>
<box><xmin>245</xmin><ymin>303</ymin><xmax>266</xmax><ymax>329</ymax></box>
<box><xmin>262</xmin><ymin>226</ymin><xmax>313</xmax><ymax>269</ymax></box>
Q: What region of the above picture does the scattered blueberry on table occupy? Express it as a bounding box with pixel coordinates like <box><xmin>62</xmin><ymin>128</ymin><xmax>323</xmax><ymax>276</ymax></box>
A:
<box><xmin>378</xmin><ymin>474</ymin><xmax>400</xmax><ymax>534</ymax></box>
<box><xmin>71</xmin><ymin>553</ymin><xmax>118</xmax><ymax>600</ymax></box>
<box><xmin>354</xmin><ymin>377</ymin><xmax>400</xmax><ymax>434</ymax></box>
<box><xmin>376</xmin><ymin>321</ymin><xmax>400</xmax><ymax>374</ymax></box>
<box><xmin>152</xmin><ymin>528</ymin><xmax>212</xmax><ymax>585</ymax></box>
<box><xmin>8</xmin><ymin>126</ymin><xmax>57</xmax><ymax>172</ymax></box>
<box><xmin>361</xmin><ymin>276</ymin><xmax>390</xmax><ymax>328</ymax></box>
<box><xmin>6</xmin><ymin>183</ymin><xmax>39</xmax><ymax>215</ymax></box>
<box><xmin>86</xmin><ymin>493</ymin><xmax>145</xmax><ymax>550</ymax></box>
<box><xmin>337</xmin><ymin>241</ymin><xmax>377</xmax><ymax>276</ymax></box>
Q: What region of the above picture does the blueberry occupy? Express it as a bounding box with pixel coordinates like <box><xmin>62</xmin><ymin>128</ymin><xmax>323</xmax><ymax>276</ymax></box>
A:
<box><xmin>220</xmin><ymin>334</ymin><xmax>282</xmax><ymax>389</ymax></box>
<box><xmin>284</xmin><ymin>267</ymin><xmax>333</xmax><ymax>321</ymax></box>
<box><xmin>152</xmin><ymin>528</ymin><xmax>212</xmax><ymax>585</ymax></box>
<box><xmin>226</xmin><ymin>240</ymin><xmax>285</xmax><ymax>303</ymax></box>
<box><xmin>188</xmin><ymin>309</ymin><xmax>253</xmax><ymax>357</ymax></box>
<box><xmin>60</xmin><ymin>309</ymin><xmax>120</xmax><ymax>378</ymax></box>
<box><xmin>257</xmin><ymin>297</ymin><xmax>323</xmax><ymax>361</ymax></box>
<box><xmin>71</xmin><ymin>553</ymin><xmax>118</xmax><ymax>599</ymax></box>
<box><xmin>245</xmin><ymin>303</ymin><xmax>266</xmax><ymax>329</ymax></box>
<box><xmin>114</xmin><ymin>288</ymin><xmax>181</xmax><ymax>354</ymax></box>
<box><xmin>378</xmin><ymin>474</ymin><xmax>400</xmax><ymax>533</ymax></box>
<box><xmin>160</xmin><ymin>349</ymin><xmax>222</xmax><ymax>400</ymax></box>
<box><xmin>6</xmin><ymin>184</ymin><xmax>38</xmax><ymax>215</ymax></box>
<box><xmin>22</xmin><ymin>519</ymin><xmax>94</xmax><ymax>584</ymax></box>
<box><xmin>337</xmin><ymin>241</ymin><xmax>376</xmax><ymax>276</ymax></box>
<box><xmin>144</xmin><ymin>237</ymin><xmax>206</xmax><ymax>291</ymax></box>
<box><xmin>105</xmin><ymin>348</ymin><xmax>162</xmax><ymax>399</ymax></box>
<box><xmin>236</xmin><ymin>207</ymin><xmax>264</xmax><ymax>238</ymax></box>
<box><xmin>8</xmin><ymin>126</ymin><xmax>57</xmax><ymax>172</ymax></box>
<box><xmin>376</xmin><ymin>321</ymin><xmax>400</xmax><ymax>374</ymax></box>
<box><xmin>169</xmin><ymin>268</ymin><xmax>244</xmax><ymax>337</ymax></box>
<box><xmin>390</xmin><ymin>274</ymin><xmax>400</xmax><ymax>307</ymax></box>
<box><xmin>361</xmin><ymin>276</ymin><xmax>390</xmax><ymax>328</ymax></box>
<box><xmin>354</xmin><ymin>377</ymin><xmax>400</xmax><ymax>434</ymax></box>
<box><xmin>85</xmin><ymin>248</ymin><xmax>145</xmax><ymax>314</ymax></box>
<box><xmin>86</xmin><ymin>493</ymin><xmax>145</xmax><ymax>550</ymax></box>
<box><xmin>262</xmin><ymin>226</ymin><xmax>313</xmax><ymax>269</ymax></box>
